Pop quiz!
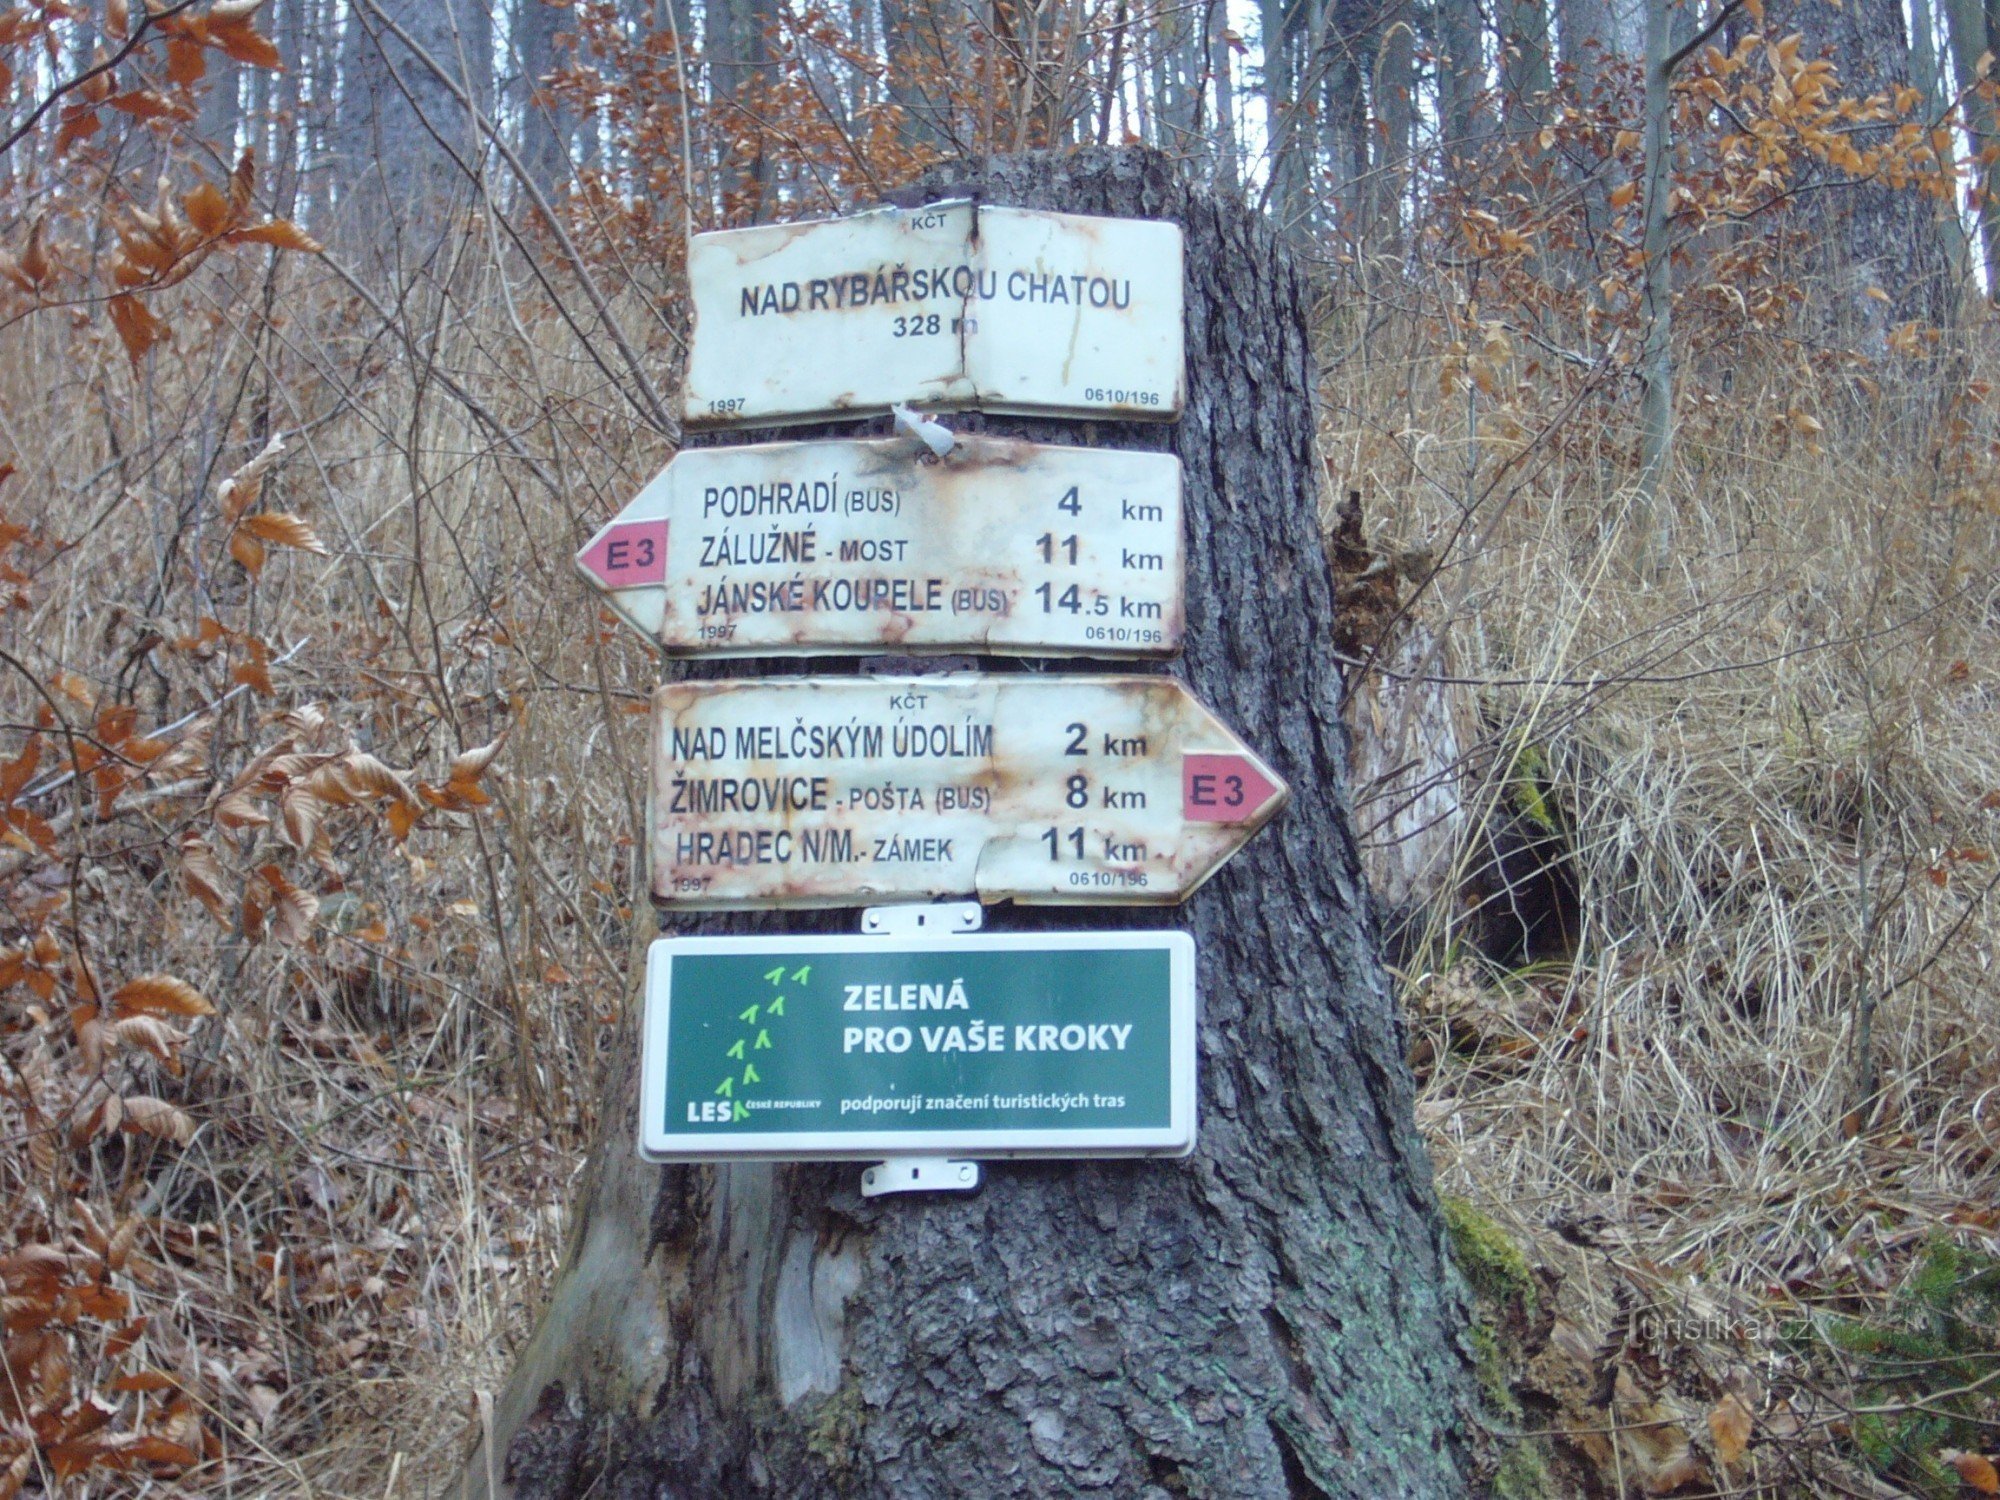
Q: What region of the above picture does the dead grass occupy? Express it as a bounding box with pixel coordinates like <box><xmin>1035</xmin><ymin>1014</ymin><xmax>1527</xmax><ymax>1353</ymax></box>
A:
<box><xmin>1333</xmin><ymin>297</ymin><xmax>2000</xmax><ymax>1490</ymax></box>
<box><xmin>0</xmin><ymin>236</ymin><xmax>674</xmax><ymax>1494</ymax></box>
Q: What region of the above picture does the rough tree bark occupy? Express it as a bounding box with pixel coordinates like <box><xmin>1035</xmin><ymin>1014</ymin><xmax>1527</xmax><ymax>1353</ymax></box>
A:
<box><xmin>464</xmin><ymin>147</ymin><xmax>1476</xmax><ymax>1500</ymax></box>
<box><xmin>1763</xmin><ymin>0</ymin><xmax>1957</xmax><ymax>331</ymax></box>
<box><xmin>333</xmin><ymin>0</ymin><xmax>494</xmax><ymax>244</ymax></box>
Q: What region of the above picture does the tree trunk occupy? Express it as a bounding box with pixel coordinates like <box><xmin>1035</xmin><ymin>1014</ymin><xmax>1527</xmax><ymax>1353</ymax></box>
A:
<box><xmin>463</xmin><ymin>147</ymin><xmax>1476</xmax><ymax>1500</ymax></box>
<box><xmin>1636</xmin><ymin>0</ymin><xmax>1674</xmax><ymax>577</ymax></box>
<box><xmin>514</xmin><ymin>0</ymin><xmax>571</xmax><ymax>198</ymax></box>
<box><xmin>1260</xmin><ymin>0</ymin><xmax>1307</xmax><ymax>226</ymax></box>
<box><xmin>1500</xmin><ymin>0</ymin><xmax>1552</xmax><ymax>130</ymax></box>
<box><xmin>1766</xmin><ymin>0</ymin><xmax>1956</xmax><ymax>331</ymax></box>
<box><xmin>334</xmin><ymin>0</ymin><xmax>494</xmax><ymax>242</ymax></box>
<box><xmin>1945</xmin><ymin>0</ymin><xmax>2000</xmax><ymax>291</ymax></box>
<box><xmin>1555</xmin><ymin>0</ymin><xmax>1616</xmax><ymax>98</ymax></box>
<box><xmin>1434</xmin><ymin>0</ymin><xmax>1484</xmax><ymax>174</ymax></box>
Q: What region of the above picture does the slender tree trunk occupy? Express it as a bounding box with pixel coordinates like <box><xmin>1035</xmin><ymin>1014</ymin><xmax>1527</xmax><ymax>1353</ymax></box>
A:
<box><xmin>1435</xmin><ymin>0</ymin><xmax>1484</xmax><ymax>173</ymax></box>
<box><xmin>1373</xmin><ymin>3</ymin><xmax>1415</xmax><ymax>255</ymax></box>
<box><xmin>1910</xmin><ymin>0</ymin><xmax>1971</xmax><ymax>280</ymax></box>
<box><xmin>1208</xmin><ymin>0</ymin><xmax>1239</xmax><ymax>190</ymax></box>
<box><xmin>514</xmin><ymin>0</ymin><xmax>571</xmax><ymax>197</ymax></box>
<box><xmin>1946</xmin><ymin>0</ymin><xmax>2000</xmax><ymax>290</ymax></box>
<box><xmin>708</xmin><ymin>0</ymin><xmax>783</xmax><ymax>219</ymax></box>
<box><xmin>1500</xmin><ymin>0</ymin><xmax>1552</xmax><ymax>131</ymax></box>
<box><xmin>461</xmin><ymin>146</ymin><xmax>1475</xmax><ymax>1500</ymax></box>
<box><xmin>1636</xmin><ymin>0</ymin><xmax>1673</xmax><ymax>578</ymax></box>
<box><xmin>1260</xmin><ymin>0</ymin><xmax>1307</xmax><ymax>224</ymax></box>
<box><xmin>1555</xmin><ymin>0</ymin><xmax>1615</xmax><ymax>99</ymax></box>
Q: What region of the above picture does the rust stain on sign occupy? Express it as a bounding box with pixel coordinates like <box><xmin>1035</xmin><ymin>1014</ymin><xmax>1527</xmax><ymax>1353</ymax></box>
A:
<box><xmin>577</xmin><ymin>436</ymin><xmax>1184</xmax><ymax>658</ymax></box>
<box><xmin>649</xmin><ymin>675</ymin><xmax>1287</xmax><ymax>910</ymax></box>
<box><xmin>683</xmin><ymin>201</ymin><xmax>1185</xmax><ymax>428</ymax></box>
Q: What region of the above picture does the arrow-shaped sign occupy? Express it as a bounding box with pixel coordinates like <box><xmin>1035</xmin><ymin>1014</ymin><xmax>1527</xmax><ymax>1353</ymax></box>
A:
<box><xmin>577</xmin><ymin>435</ymin><xmax>1183</xmax><ymax>660</ymax></box>
<box><xmin>578</xmin><ymin>519</ymin><xmax>669</xmax><ymax>589</ymax></box>
<box><xmin>649</xmin><ymin>674</ymin><xmax>1287</xmax><ymax>909</ymax></box>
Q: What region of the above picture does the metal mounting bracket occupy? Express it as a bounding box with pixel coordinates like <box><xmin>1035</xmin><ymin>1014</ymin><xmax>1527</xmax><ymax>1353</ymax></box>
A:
<box><xmin>860</xmin><ymin>901</ymin><xmax>982</xmax><ymax>937</ymax></box>
<box><xmin>856</xmin><ymin>903</ymin><xmax>984</xmax><ymax>1196</ymax></box>
<box><xmin>860</xmin><ymin>1156</ymin><xmax>982</xmax><ymax>1197</ymax></box>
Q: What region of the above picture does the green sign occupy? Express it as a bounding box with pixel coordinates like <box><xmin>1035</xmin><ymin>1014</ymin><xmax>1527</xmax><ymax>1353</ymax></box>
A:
<box><xmin>638</xmin><ymin>931</ymin><xmax>1196</xmax><ymax>1160</ymax></box>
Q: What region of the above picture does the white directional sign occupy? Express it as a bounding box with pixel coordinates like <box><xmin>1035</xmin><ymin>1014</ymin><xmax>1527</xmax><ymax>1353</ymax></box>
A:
<box><xmin>576</xmin><ymin>436</ymin><xmax>1183</xmax><ymax>658</ymax></box>
<box><xmin>650</xmin><ymin>675</ymin><xmax>1287</xmax><ymax>909</ymax></box>
<box><xmin>684</xmin><ymin>200</ymin><xmax>1184</xmax><ymax>428</ymax></box>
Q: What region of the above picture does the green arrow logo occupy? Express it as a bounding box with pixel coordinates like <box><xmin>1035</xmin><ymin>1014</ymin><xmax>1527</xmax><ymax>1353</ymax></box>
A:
<box><xmin>741</xmin><ymin>1063</ymin><xmax>761</xmax><ymax>1085</ymax></box>
<box><xmin>753</xmin><ymin>1028</ymin><xmax>772</xmax><ymax>1050</ymax></box>
<box><xmin>714</xmin><ymin>1076</ymin><xmax>734</xmax><ymax>1098</ymax></box>
<box><xmin>764</xmin><ymin>965</ymin><xmax>786</xmax><ymax>985</ymax></box>
<box><xmin>738</xmin><ymin>1003</ymin><xmax>760</xmax><ymax>1025</ymax></box>
<box><xmin>726</xmin><ymin>1039</ymin><xmax>745</xmax><ymax>1061</ymax></box>
<box><xmin>790</xmin><ymin>966</ymin><xmax>811</xmax><ymax>985</ymax></box>
<box><xmin>766</xmin><ymin>994</ymin><xmax>785</xmax><ymax>1017</ymax></box>
<box><xmin>732</xmin><ymin>1101</ymin><xmax>749</xmax><ymax>1122</ymax></box>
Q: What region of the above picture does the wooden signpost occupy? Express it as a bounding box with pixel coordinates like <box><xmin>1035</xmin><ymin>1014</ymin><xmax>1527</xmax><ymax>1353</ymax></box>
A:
<box><xmin>649</xmin><ymin>674</ymin><xmax>1286</xmax><ymax>909</ymax></box>
<box><xmin>576</xmin><ymin>436</ymin><xmax>1184</xmax><ymax>657</ymax></box>
<box><xmin>624</xmin><ymin>200</ymin><xmax>1280</xmax><ymax>1164</ymax></box>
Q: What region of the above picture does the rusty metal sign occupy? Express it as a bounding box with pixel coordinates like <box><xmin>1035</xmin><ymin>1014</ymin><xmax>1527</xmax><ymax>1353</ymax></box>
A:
<box><xmin>577</xmin><ymin>436</ymin><xmax>1183</xmax><ymax>658</ymax></box>
<box><xmin>650</xmin><ymin>675</ymin><xmax>1286</xmax><ymax>909</ymax></box>
<box><xmin>683</xmin><ymin>201</ymin><xmax>1185</xmax><ymax>428</ymax></box>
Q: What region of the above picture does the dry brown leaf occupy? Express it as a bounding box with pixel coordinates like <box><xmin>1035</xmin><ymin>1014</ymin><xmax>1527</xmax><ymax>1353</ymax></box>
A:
<box><xmin>1944</xmin><ymin>1452</ymin><xmax>2000</xmax><ymax>1494</ymax></box>
<box><xmin>1642</xmin><ymin>1449</ymin><xmax>1706</xmax><ymax>1495</ymax></box>
<box><xmin>110</xmin><ymin>1016</ymin><xmax>188</xmax><ymax>1072</ymax></box>
<box><xmin>108</xmin><ymin>88</ymin><xmax>188</xmax><ymax>120</ymax></box>
<box><xmin>232</xmin><ymin>651</ymin><xmax>274</xmax><ymax>695</ymax></box>
<box><xmin>216</xmin><ymin>431</ymin><xmax>285</xmax><ymax>519</ymax></box>
<box><xmin>214</xmin><ymin>787</ymin><xmax>269</xmax><ymax>829</ymax></box>
<box><xmin>227</xmin><ymin>526</ymin><xmax>265</xmax><ymax>576</ymax></box>
<box><xmin>229</xmin><ymin>148</ymin><xmax>256</xmax><ymax>217</ymax></box>
<box><xmin>179</xmin><ymin>833</ymin><xmax>231</xmax><ymax>918</ymax></box>
<box><xmin>110</xmin><ymin>975</ymin><xmax>216</xmax><ymax>1019</ymax></box>
<box><xmin>108</xmin><ymin>1370</ymin><xmax>180</xmax><ymax>1393</ymax></box>
<box><xmin>184</xmin><ymin>180</ymin><xmax>230</xmax><ymax>237</ymax></box>
<box><xmin>280</xmin><ymin>701</ymin><xmax>325</xmax><ymax>737</ymax></box>
<box><xmin>106</xmin><ymin>293</ymin><xmax>166</xmax><ymax>362</ymax></box>
<box><xmin>449</xmin><ymin>734</ymin><xmax>505</xmax><ymax>785</ymax></box>
<box><xmin>166</xmin><ymin>35</ymin><xmax>206</xmax><ymax>85</ymax></box>
<box><xmin>112</xmin><ymin>1016</ymin><xmax>187</xmax><ymax>1073</ymax></box>
<box><xmin>119</xmin><ymin>1096</ymin><xmax>194</xmax><ymax>1145</ymax></box>
<box><xmin>256</xmin><ymin>863</ymin><xmax>317</xmax><ymax>945</ymax></box>
<box><xmin>240</xmin><ymin>510</ymin><xmax>327</xmax><ymax>553</ymax></box>
<box><xmin>229</xmin><ymin>218</ymin><xmax>322</xmax><ymax>252</ymax></box>
<box><xmin>328</xmin><ymin>751</ymin><xmax>415</xmax><ymax>806</ymax></box>
<box><xmin>386</xmin><ymin>798</ymin><xmax>420</xmax><ymax>842</ymax></box>
<box><xmin>74</xmin><ymin>1006</ymin><xmax>106</xmax><ymax>1073</ymax></box>
<box><xmin>278</xmin><ymin>781</ymin><xmax>320</xmax><ymax>850</ymax></box>
<box><xmin>211</xmin><ymin>16</ymin><xmax>283</xmax><ymax>68</ymax></box>
<box><xmin>1709</xmin><ymin>1392</ymin><xmax>1753</xmax><ymax>1467</ymax></box>
<box><xmin>0</xmin><ymin>736</ymin><xmax>41</xmax><ymax>802</ymax></box>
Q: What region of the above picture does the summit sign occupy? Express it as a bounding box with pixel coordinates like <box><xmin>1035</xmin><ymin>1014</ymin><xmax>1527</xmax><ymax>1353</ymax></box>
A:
<box><xmin>683</xmin><ymin>201</ymin><xmax>1184</xmax><ymax>427</ymax></box>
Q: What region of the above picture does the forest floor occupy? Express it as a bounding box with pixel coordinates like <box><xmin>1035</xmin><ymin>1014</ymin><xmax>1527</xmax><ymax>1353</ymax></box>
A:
<box><xmin>1332</xmin><ymin>300</ymin><xmax>2000</xmax><ymax>1495</ymax></box>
